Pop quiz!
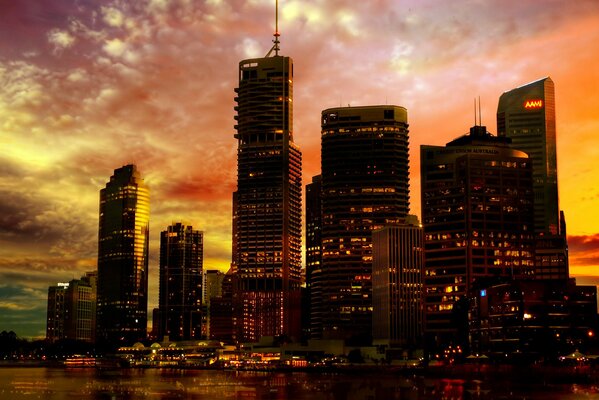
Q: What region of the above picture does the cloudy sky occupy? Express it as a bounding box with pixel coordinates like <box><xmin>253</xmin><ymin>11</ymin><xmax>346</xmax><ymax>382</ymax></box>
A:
<box><xmin>2</xmin><ymin>0</ymin><xmax>599</xmax><ymax>338</ymax></box>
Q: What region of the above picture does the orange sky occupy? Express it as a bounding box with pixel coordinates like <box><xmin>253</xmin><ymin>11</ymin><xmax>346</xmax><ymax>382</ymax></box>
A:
<box><xmin>1</xmin><ymin>0</ymin><xmax>599</xmax><ymax>337</ymax></box>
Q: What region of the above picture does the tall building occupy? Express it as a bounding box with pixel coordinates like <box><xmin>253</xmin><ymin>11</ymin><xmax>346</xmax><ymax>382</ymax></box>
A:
<box><xmin>315</xmin><ymin>105</ymin><xmax>410</xmax><ymax>342</ymax></box>
<box><xmin>46</xmin><ymin>283</ymin><xmax>68</xmax><ymax>342</ymax></box>
<box><xmin>420</xmin><ymin>125</ymin><xmax>535</xmax><ymax>348</ymax></box>
<box><xmin>372</xmin><ymin>217</ymin><xmax>424</xmax><ymax>347</ymax></box>
<box><xmin>46</xmin><ymin>272</ymin><xmax>96</xmax><ymax>343</ymax></box>
<box><xmin>497</xmin><ymin>77</ymin><xmax>559</xmax><ymax>235</ymax></box>
<box><xmin>305</xmin><ymin>175</ymin><xmax>322</xmax><ymax>338</ymax></box>
<box><xmin>156</xmin><ymin>222</ymin><xmax>203</xmax><ymax>341</ymax></box>
<box><xmin>203</xmin><ymin>269</ymin><xmax>225</xmax><ymax>339</ymax></box>
<box><xmin>209</xmin><ymin>268</ymin><xmax>236</xmax><ymax>343</ymax></box>
<box><xmin>232</xmin><ymin>31</ymin><xmax>302</xmax><ymax>342</ymax></box>
<box><xmin>96</xmin><ymin>164</ymin><xmax>149</xmax><ymax>347</ymax></box>
<box><xmin>64</xmin><ymin>274</ymin><xmax>96</xmax><ymax>343</ymax></box>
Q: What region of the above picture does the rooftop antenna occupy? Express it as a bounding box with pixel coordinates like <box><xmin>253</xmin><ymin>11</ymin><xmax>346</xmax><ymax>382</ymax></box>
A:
<box><xmin>265</xmin><ymin>0</ymin><xmax>281</xmax><ymax>57</ymax></box>
<box><xmin>478</xmin><ymin>96</ymin><xmax>482</xmax><ymax>126</ymax></box>
<box><xmin>473</xmin><ymin>98</ymin><xmax>476</xmax><ymax>126</ymax></box>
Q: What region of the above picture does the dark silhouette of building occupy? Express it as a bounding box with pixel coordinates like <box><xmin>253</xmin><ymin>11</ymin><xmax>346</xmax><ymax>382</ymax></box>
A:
<box><xmin>46</xmin><ymin>283</ymin><xmax>68</xmax><ymax>342</ymax></box>
<box><xmin>305</xmin><ymin>175</ymin><xmax>322</xmax><ymax>339</ymax></box>
<box><xmin>469</xmin><ymin>279</ymin><xmax>597</xmax><ymax>358</ymax></box>
<box><xmin>497</xmin><ymin>77</ymin><xmax>559</xmax><ymax>235</ymax></box>
<box><xmin>46</xmin><ymin>272</ymin><xmax>96</xmax><ymax>343</ymax></box>
<box><xmin>96</xmin><ymin>164</ymin><xmax>149</xmax><ymax>347</ymax></box>
<box><xmin>534</xmin><ymin>210</ymin><xmax>569</xmax><ymax>281</ymax></box>
<box><xmin>315</xmin><ymin>105</ymin><xmax>410</xmax><ymax>342</ymax></box>
<box><xmin>372</xmin><ymin>217</ymin><xmax>424</xmax><ymax>347</ymax></box>
<box><xmin>156</xmin><ymin>222</ymin><xmax>203</xmax><ymax>341</ymax></box>
<box><xmin>232</xmin><ymin>32</ymin><xmax>302</xmax><ymax>342</ymax></box>
<box><xmin>420</xmin><ymin>126</ymin><xmax>535</xmax><ymax>349</ymax></box>
<box><xmin>203</xmin><ymin>269</ymin><xmax>226</xmax><ymax>339</ymax></box>
<box><xmin>209</xmin><ymin>268</ymin><xmax>235</xmax><ymax>343</ymax></box>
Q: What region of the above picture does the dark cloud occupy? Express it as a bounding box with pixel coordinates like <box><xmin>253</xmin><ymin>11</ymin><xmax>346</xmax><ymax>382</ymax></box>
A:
<box><xmin>0</xmin><ymin>187</ymin><xmax>97</xmax><ymax>259</ymax></box>
<box><xmin>568</xmin><ymin>234</ymin><xmax>599</xmax><ymax>253</ymax></box>
<box><xmin>568</xmin><ymin>234</ymin><xmax>599</xmax><ymax>268</ymax></box>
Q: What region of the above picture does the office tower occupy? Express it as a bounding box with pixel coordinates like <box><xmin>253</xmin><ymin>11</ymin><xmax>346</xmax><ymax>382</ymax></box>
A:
<box><xmin>64</xmin><ymin>276</ymin><xmax>95</xmax><ymax>342</ymax></box>
<box><xmin>46</xmin><ymin>283</ymin><xmax>68</xmax><ymax>342</ymax></box>
<box><xmin>204</xmin><ymin>270</ymin><xmax>225</xmax><ymax>304</ymax></box>
<box><xmin>157</xmin><ymin>222</ymin><xmax>203</xmax><ymax>341</ymax></box>
<box><xmin>46</xmin><ymin>272</ymin><xmax>97</xmax><ymax>343</ymax></box>
<box><xmin>203</xmin><ymin>269</ymin><xmax>225</xmax><ymax>339</ymax></box>
<box><xmin>316</xmin><ymin>105</ymin><xmax>410</xmax><ymax>342</ymax></box>
<box><xmin>96</xmin><ymin>164</ymin><xmax>149</xmax><ymax>347</ymax></box>
<box><xmin>210</xmin><ymin>268</ymin><xmax>236</xmax><ymax>342</ymax></box>
<box><xmin>305</xmin><ymin>175</ymin><xmax>322</xmax><ymax>338</ymax></box>
<box><xmin>372</xmin><ymin>217</ymin><xmax>424</xmax><ymax>347</ymax></box>
<box><xmin>497</xmin><ymin>77</ymin><xmax>558</xmax><ymax>235</ymax></box>
<box><xmin>232</xmin><ymin>30</ymin><xmax>302</xmax><ymax>342</ymax></box>
<box><xmin>81</xmin><ymin>271</ymin><xmax>97</xmax><ymax>343</ymax></box>
<box><xmin>420</xmin><ymin>125</ymin><xmax>535</xmax><ymax>348</ymax></box>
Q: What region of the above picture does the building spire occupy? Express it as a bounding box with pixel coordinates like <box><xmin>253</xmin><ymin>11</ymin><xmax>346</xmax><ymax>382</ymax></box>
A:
<box><xmin>266</xmin><ymin>0</ymin><xmax>281</xmax><ymax>57</ymax></box>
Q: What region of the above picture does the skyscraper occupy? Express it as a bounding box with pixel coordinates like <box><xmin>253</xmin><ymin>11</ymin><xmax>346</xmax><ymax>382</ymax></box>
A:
<box><xmin>497</xmin><ymin>77</ymin><xmax>558</xmax><ymax>235</ymax></box>
<box><xmin>96</xmin><ymin>164</ymin><xmax>149</xmax><ymax>347</ymax></box>
<box><xmin>372</xmin><ymin>217</ymin><xmax>424</xmax><ymax>347</ymax></box>
<box><xmin>157</xmin><ymin>222</ymin><xmax>203</xmax><ymax>341</ymax></box>
<box><xmin>305</xmin><ymin>175</ymin><xmax>322</xmax><ymax>338</ymax></box>
<box><xmin>315</xmin><ymin>105</ymin><xmax>410</xmax><ymax>342</ymax></box>
<box><xmin>420</xmin><ymin>125</ymin><xmax>534</xmax><ymax>348</ymax></box>
<box><xmin>232</xmin><ymin>28</ymin><xmax>302</xmax><ymax>342</ymax></box>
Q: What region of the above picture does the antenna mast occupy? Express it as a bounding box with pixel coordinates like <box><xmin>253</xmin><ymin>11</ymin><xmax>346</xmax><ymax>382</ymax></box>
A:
<box><xmin>478</xmin><ymin>96</ymin><xmax>482</xmax><ymax>126</ymax></box>
<box><xmin>265</xmin><ymin>0</ymin><xmax>281</xmax><ymax>57</ymax></box>
<box><xmin>275</xmin><ymin>0</ymin><xmax>280</xmax><ymax>55</ymax></box>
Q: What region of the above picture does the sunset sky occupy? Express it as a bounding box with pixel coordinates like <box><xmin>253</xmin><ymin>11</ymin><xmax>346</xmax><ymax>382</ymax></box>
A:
<box><xmin>2</xmin><ymin>0</ymin><xmax>599</xmax><ymax>338</ymax></box>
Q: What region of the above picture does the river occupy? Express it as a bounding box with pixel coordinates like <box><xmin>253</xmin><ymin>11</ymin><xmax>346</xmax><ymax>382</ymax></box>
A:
<box><xmin>1</xmin><ymin>367</ymin><xmax>598</xmax><ymax>399</ymax></box>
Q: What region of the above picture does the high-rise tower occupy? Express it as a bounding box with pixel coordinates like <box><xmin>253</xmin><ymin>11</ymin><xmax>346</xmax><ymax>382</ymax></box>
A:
<box><xmin>420</xmin><ymin>126</ymin><xmax>534</xmax><ymax>349</ymax></box>
<box><xmin>96</xmin><ymin>164</ymin><xmax>149</xmax><ymax>347</ymax></box>
<box><xmin>157</xmin><ymin>222</ymin><xmax>203</xmax><ymax>341</ymax></box>
<box><xmin>497</xmin><ymin>77</ymin><xmax>559</xmax><ymax>235</ymax></box>
<box><xmin>305</xmin><ymin>175</ymin><xmax>322</xmax><ymax>339</ymax></box>
<box><xmin>232</xmin><ymin>17</ymin><xmax>302</xmax><ymax>342</ymax></box>
<box><xmin>315</xmin><ymin>105</ymin><xmax>410</xmax><ymax>342</ymax></box>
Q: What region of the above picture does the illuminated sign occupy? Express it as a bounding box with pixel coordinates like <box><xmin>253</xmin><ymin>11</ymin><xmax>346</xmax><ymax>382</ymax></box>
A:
<box><xmin>480</xmin><ymin>289</ymin><xmax>486</xmax><ymax>297</ymax></box>
<box><xmin>524</xmin><ymin>99</ymin><xmax>543</xmax><ymax>109</ymax></box>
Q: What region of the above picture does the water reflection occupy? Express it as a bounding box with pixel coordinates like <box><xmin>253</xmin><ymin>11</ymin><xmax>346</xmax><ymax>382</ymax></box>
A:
<box><xmin>0</xmin><ymin>368</ymin><xmax>598</xmax><ymax>399</ymax></box>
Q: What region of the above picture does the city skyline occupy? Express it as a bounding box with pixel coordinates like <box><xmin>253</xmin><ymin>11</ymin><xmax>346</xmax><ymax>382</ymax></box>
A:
<box><xmin>2</xmin><ymin>0</ymin><xmax>599</xmax><ymax>338</ymax></box>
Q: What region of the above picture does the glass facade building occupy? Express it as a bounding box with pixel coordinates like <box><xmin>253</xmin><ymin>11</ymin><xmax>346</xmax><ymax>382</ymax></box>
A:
<box><xmin>233</xmin><ymin>54</ymin><xmax>303</xmax><ymax>342</ymax></box>
<box><xmin>305</xmin><ymin>175</ymin><xmax>322</xmax><ymax>338</ymax></box>
<box><xmin>157</xmin><ymin>222</ymin><xmax>203</xmax><ymax>341</ymax></box>
<box><xmin>315</xmin><ymin>105</ymin><xmax>410</xmax><ymax>342</ymax></box>
<box><xmin>420</xmin><ymin>126</ymin><xmax>535</xmax><ymax>347</ymax></box>
<box><xmin>97</xmin><ymin>164</ymin><xmax>149</xmax><ymax>347</ymax></box>
<box><xmin>497</xmin><ymin>77</ymin><xmax>559</xmax><ymax>235</ymax></box>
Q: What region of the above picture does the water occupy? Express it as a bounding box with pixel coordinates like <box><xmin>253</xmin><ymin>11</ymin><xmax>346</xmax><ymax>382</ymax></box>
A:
<box><xmin>0</xmin><ymin>367</ymin><xmax>598</xmax><ymax>399</ymax></box>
